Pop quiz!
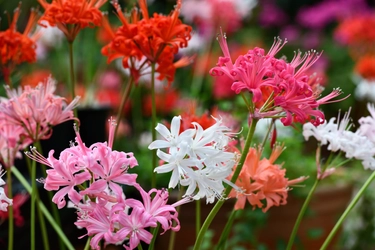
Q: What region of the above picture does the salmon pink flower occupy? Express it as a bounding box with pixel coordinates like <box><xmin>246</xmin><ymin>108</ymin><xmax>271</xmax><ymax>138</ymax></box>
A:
<box><xmin>230</xmin><ymin>145</ymin><xmax>306</xmax><ymax>212</ymax></box>
<box><xmin>0</xmin><ymin>4</ymin><xmax>40</xmax><ymax>84</ymax></box>
<box><xmin>38</xmin><ymin>0</ymin><xmax>107</xmax><ymax>42</ymax></box>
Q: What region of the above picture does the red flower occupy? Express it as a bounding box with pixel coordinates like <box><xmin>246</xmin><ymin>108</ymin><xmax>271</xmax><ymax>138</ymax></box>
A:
<box><xmin>101</xmin><ymin>0</ymin><xmax>192</xmax><ymax>85</ymax></box>
<box><xmin>355</xmin><ymin>55</ymin><xmax>375</xmax><ymax>80</ymax></box>
<box><xmin>38</xmin><ymin>0</ymin><xmax>107</xmax><ymax>42</ymax></box>
<box><xmin>0</xmin><ymin>4</ymin><xmax>40</xmax><ymax>84</ymax></box>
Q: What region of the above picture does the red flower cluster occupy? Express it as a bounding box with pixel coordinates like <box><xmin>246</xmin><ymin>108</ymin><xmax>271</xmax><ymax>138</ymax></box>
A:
<box><xmin>355</xmin><ymin>55</ymin><xmax>375</xmax><ymax>80</ymax></box>
<box><xmin>0</xmin><ymin>4</ymin><xmax>40</xmax><ymax>84</ymax></box>
<box><xmin>101</xmin><ymin>0</ymin><xmax>192</xmax><ymax>85</ymax></box>
<box><xmin>38</xmin><ymin>0</ymin><xmax>107</xmax><ymax>42</ymax></box>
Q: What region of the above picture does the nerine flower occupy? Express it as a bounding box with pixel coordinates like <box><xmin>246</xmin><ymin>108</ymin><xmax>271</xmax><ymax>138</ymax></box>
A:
<box><xmin>101</xmin><ymin>0</ymin><xmax>192</xmax><ymax>85</ymax></box>
<box><xmin>230</xmin><ymin>145</ymin><xmax>306</xmax><ymax>212</ymax></box>
<box><xmin>303</xmin><ymin>106</ymin><xmax>375</xmax><ymax>170</ymax></box>
<box><xmin>149</xmin><ymin>115</ymin><xmax>237</xmax><ymax>203</ymax></box>
<box><xmin>0</xmin><ymin>166</ymin><xmax>12</xmax><ymax>211</ymax></box>
<box><xmin>210</xmin><ymin>30</ymin><xmax>344</xmax><ymax>126</ymax></box>
<box><xmin>0</xmin><ymin>4</ymin><xmax>40</xmax><ymax>84</ymax></box>
<box><xmin>0</xmin><ymin>76</ymin><xmax>80</xmax><ymax>141</ymax></box>
<box><xmin>38</xmin><ymin>0</ymin><xmax>107</xmax><ymax>42</ymax></box>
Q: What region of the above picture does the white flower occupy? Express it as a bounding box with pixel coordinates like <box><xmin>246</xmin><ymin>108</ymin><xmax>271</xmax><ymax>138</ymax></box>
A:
<box><xmin>303</xmin><ymin>108</ymin><xmax>375</xmax><ymax>169</ymax></box>
<box><xmin>0</xmin><ymin>166</ymin><xmax>12</xmax><ymax>211</ymax></box>
<box><xmin>357</xmin><ymin>103</ymin><xmax>375</xmax><ymax>144</ymax></box>
<box><xmin>150</xmin><ymin>116</ymin><xmax>237</xmax><ymax>203</ymax></box>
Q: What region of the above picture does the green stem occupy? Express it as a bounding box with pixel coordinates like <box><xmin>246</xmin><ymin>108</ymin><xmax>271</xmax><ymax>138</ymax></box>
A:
<box><xmin>137</xmin><ymin>243</ymin><xmax>143</xmax><ymax>250</ymax></box>
<box><xmin>151</xmin><ymin>62</ymin><xmax>157</xmax><ymax>189</ymax></box>
<box><xmin>38</xmin><ymin>145</ymin><xmax>64</xmax><ymax>250</ymax></box>
<box><xmin>114</xmin><ymin>77</ymin><xmax>133</xmax><ymax>139</ymax></box>
<box><xmin>286</xmin><ymin>177</ymin><xmax>320</xmax><ymax>250</ymax></box>
<box><xmin>30</xmin><ymin>153</ymin><xmax>37</xmax><ymax>250</ymax></box>
<box><xmin>320</xmin><ymin>171</ymin><xmax>375</xmax><ymax>250</ymax></box>
<box><xmin>215</xmin><ymin>208</ymin><xmax>237</xmax><ymax>250</ymax></box>
<box><xmin>28</xmin><ymin>141</ymin><xmax>50</xmax><ymax>250</ymax></box>
<box><xmin>6</xmin><ymin>167</ymin><xmax>13</xmax><ymax>250</ymax></box>
<box><xmin>168</xmin><ymin>188</ymin><xmax>185</xmax><ymax>250</ymax></box>
<box><xmin>149</xmin><ymin>224</ymin><xmax>160</xmax><ymax>250</ymax></box>
<box><xmin>68</xmin><ymin>41</ymin><xmax>78</xmax><ymax>119</ymax></box>
<box><xmin>11</xmin><ymin>166</ymin><xmax>75</xmax><ymax>250</ymax></box>
<box><xmin>83</xmin><ymin>236</ymin><xmax>91</xmax><ymax>250</ymax></box>
<box><xmin>193</xmin><ymin>119</ymin><xmax>258</xmax><ymax>250</ymax></box>
<box><xmin>196</xmin><ymin>199</ymin><xmax>201</xmax><ymax>237</ymax></box>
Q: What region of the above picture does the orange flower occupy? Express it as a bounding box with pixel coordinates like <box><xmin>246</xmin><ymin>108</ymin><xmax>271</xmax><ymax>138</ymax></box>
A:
<box><xmin>230</xmin><ymin>145</ymin><xmax>306</xmax><ymax>212</ymax></box>
<box><xmin>38</xmin><ymin>0</ymin><xmax>107</xmax><ymax>42</ymax></box>
<box><xmin>355</xmin><ymin>55</ymin><xmax>375</xmax><ymax>80</ymax></box>
<box><xmin>0</xmin><ymin>4</ymin><xmax>40</xmax><ymax>84</ymax></box>
<box><xmin>101</xmin><ymin>0</ymin><xmax>192</xmax><ymax>85</ymax></box>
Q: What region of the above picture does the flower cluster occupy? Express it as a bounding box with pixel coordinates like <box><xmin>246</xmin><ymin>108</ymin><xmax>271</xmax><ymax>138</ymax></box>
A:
<box><xmin>0</xmin><ymin>77</ymin><xmax>80</xmax><ymax>142</ymax></box>
<box><xmin>26</xmin><ymin>119</ymin><xmax>187</xmax><ymax>250</ymax></box>
<box><xmin>149</xmin><ymin>115</ymin><xmax>237</xmax><ymax>203</ymax></box>
<box><xmin>303</xmin><ymin>103</ymin><xmax>375</xmax><ymax>170</ymax></box>
<box><xmin>38</xmin><ymin>0</ymin><xmax>107</xmax><ymax>42</ymax></box>
<box><xmin>0</xmin><ymin>166</ymin><xmax>12</xmax><ymax>212</ymax></box>
<box><xmin>210</xmin><ymin>30</ymin><xmax>343</xmax><ymax>126</ymax></box>
<box><xmin>0</xmin><ymin>4</ymin><xmax>40</xmax><ymax>84</ymax></box>
<box><xmin>101</xmin><ymin>0</ymin><xmax>192</xmax><ymax>85</ymax></box>
<box><xmin>230</xmin><ymin>145</ymin><xmax>307</xmax><ymax>212</ymax></box>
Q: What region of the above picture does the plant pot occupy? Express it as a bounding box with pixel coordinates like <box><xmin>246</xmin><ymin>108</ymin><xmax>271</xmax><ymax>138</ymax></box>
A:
<box><xmin>254</xmin><ymin>183</ymin><xmax>353</xmax><ymax>250</ymax></box>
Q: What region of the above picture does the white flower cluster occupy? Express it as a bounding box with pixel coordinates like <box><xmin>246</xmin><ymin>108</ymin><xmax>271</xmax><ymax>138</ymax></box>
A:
<box><xmin>0</xmin><ymin>166</ymin><xmax>12</xmax><ymax>211</ymax></box>
<box><xmin>149</xmin><ymin>116</ymin><xmax>237</xmax><ymax>203</ymax></box>
<box><xmin>303</xmin><ymin>104</ymin><xmax>375</xmax><ymax>170</ymax></box>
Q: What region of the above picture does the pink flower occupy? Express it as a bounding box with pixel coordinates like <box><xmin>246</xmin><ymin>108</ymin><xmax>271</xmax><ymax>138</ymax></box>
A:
<box><xmin>0</xmin><ymin>76</ymin><xmax>80</xmax><ymax>141</ymax></box>
<box><xmin>210</xmin><ymin>30</ymin><xmax>345</xmax><ymax>126</ymax></box>
<box><xmin>75</xmin><ymin>201</ymin><xmax>123</xmax><ymax>250</ymax></box>
<box><xmin>116</xmin><ymin>207</ymin><xmax>156</xmax><ymax>250</ymax></box>
<box><xmin>125</xmin><ymin>185</ymin><xmax>188</xmax><ymax>234</ymax></box>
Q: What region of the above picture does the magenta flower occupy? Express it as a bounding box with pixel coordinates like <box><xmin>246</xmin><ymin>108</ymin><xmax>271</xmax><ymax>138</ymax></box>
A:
<box><xmin>0</xmin><ymin>76</ymin><xmax>80</xmax><ymax>141</ymax></box>
<box><xmin>210</xmin><ymin>30</ymin><xmax>345</xmax><ymax>126</ymax></box>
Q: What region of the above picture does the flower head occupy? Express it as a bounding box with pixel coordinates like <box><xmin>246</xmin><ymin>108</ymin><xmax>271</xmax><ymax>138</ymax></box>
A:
<box><xmin>230</xmin><ymin>145</ymin><xmax>306</xmax><ymax>212</ymax></box>
<box><xmin>149</xmin><ymin>115</ymin><xmax>237</xmax><ymax>203</ymax></box>
<box><xmin>0</xmin><ymin>76</ymin><xmax>80</xmax><ymax>141</ymax></box>
<box><xmin>101</xmin><ymin>0</ymin><xmax>192</xmax><ymax>85</ymax></box>
<box><xmin>0</xmin><ymin>4</ymin><xmax>40</xmax><ymax>84</ymax></box>
<box><xmin>210</xmin><ymin>30</ymin><xmax>345</xmax><ymax>126</ymax></box>
<box><xmin>38</xmin><ymin>0</ymin><xmax>107</xmax><ymax>42</ymax></box>
<box><xmin>0</xmin><ymin>166</ymin><xmax>12</xmax><ymax>211</ymax></box>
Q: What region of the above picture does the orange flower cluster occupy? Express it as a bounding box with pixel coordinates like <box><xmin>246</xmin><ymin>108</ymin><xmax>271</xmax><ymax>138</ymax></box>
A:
<box><xmin>38</xmin><ymin>0</ymin><xmax>107</xmax><ymax>42</ymax></box>
<box><xmin>101</xmin><ymin>0</ymin><xmax>192</xmax><ymax>85</ymax></box>
<box><xmin>0</xmin><ymin>5</ymin><xmax>40</xmax><ymax>84</ymax></box>
<box><xmin>230</xmin><ymin>145</ymin><xmax>306</xmax><ymax>212</ymax></box>
<box><xmin>355</xmin><ymin>55</ymin><xmax>375</xmax><ymax>80</ymax></box>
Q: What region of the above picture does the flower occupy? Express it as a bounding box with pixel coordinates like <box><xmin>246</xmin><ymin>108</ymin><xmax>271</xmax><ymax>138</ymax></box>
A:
<box><xmin>355</xmin><ymin>55</ymin><xmax>375</xmax><ymax>80</ymax></box>
<box><xmin>0</xmin><ymin>4</ymin><xmax>40</xmax><ymax>84</ymax></box>
<box><xmin>0</xmin><ymin>76</ymin><xmax>80</xmax><ymax>141</ymax></box>
<box><xmin>303</xmin><ymin>107</ymin><xmax>375</xmax><ymax>169</ymax></box>
<box><xmin>38</xmin><ymin>0</ymin><xmax>107</xmax><ymax>42</ymax></box>
<box><xmin>230</xmin><ymin>145</ymin><xmax>306</xmax><ymax>212</ymax></box>
<box><xmin>101</xmin><ymin>0</ymin><xmax>192</xmax><ymax>85</ymax></box>
<box><xmin>0</xmin><ymin>166</ymin><xmax>12</xmax><ymax>211</ymax></box>
<box><xmin>149</xmin><ymin>115</ymin><xmax>237</xmax><ymax>203</ymax></box>
<box><xmin>210</xmin><ymin>30</ymin><xmax>345</xmax><ymax>126</ymax></box>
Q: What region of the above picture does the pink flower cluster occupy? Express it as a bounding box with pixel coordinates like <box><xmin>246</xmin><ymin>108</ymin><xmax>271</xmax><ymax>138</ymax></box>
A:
<box><xmin>27</xmin><ymin>119</ymin><xmax>188</xmax><ymax>250</ymax></box>
<box><xmin>0</xmin><ymin>76</ymin><xmax>80</xmax><ymax>142</ymax></box>
<box><xmin>210</xmin><ymin>30</ymin><xmax>344</xmax><ymax>126</ymax></box>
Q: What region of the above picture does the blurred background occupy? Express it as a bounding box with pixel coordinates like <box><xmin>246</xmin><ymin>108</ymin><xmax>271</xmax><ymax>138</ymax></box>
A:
<box><xmin>1</xmin><ymin>0</ymin><xmax>375</xmax><ymax>249</ymax></box>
